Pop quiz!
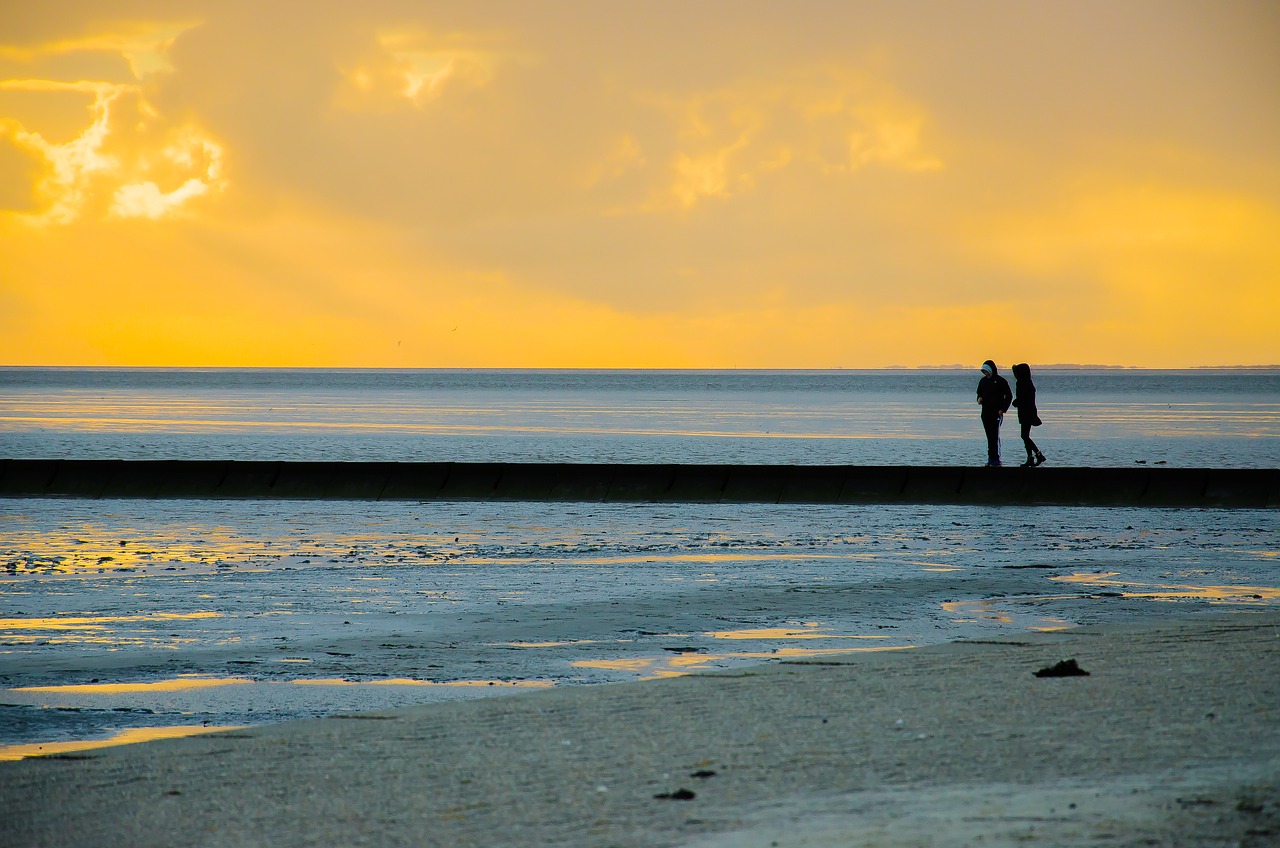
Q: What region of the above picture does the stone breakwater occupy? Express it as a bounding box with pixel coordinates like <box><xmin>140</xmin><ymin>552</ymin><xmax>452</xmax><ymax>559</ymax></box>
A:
<box><xmin>1</xmin><ymin>459</ymin><xmax>1277</xmax><ymax>506</ymax></box>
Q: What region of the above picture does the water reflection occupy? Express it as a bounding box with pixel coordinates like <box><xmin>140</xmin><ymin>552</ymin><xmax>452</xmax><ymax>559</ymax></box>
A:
<box><xmin>1051</xmin><ymin>572</ymin><xmax>1280</xmax><ymax>603</ymax></box>
<box><xmin>13</xmin><ymin>676</ymin><xmax>253</xmax><ymax>694</ymax></box>
<box><xmin>0</xmin><ymin>405</ymin><xmax>964</xmax><ymax>441</ymax></box>
<box><xmin>567</xmin><ymin>621</ymin><xmax>910</xmax><ymax>680</ymax></box>
<box><xmin>2</xmin><ymin>523</ymin><xmax>857</xmax><ymax>576</ymax></box>
<box><xmin>0</xmin><ymin>725</ymin><xmax>245</xmax><ymax>761</ymax></box>
<box><xmin>0</xmin><ymin>613</ymin><xmax>223</xmax><ymax>649</ymax></box>
<box><xmin>0</xmin><ymin>613</ymin><xmax>220</xmax><ymax>631</ymax></box>
<box><xmin>290</xmin><ymin>678</ymin><xmax>552</xmax><ymax>688</ymax></box>
<box><xmin>707</xmin><ymin>623</ymin><xmax>889</xmax><ymax>640</ymax></box>
<box><xmin>572</xmin><ymin>644</ymin><xmax>915</xmax><ymax>680</ymax></box>
<box><xmin>566</xmin><ymin>552</ymin><xmax>851</xmax><ymax>566</ymax></box>
<box><xmin>940</xmin><ymin>598</ymin><xmax>1083</xmax><ymax>628</ymax></box>
<box><xmin>1029</xmin><ymin>618</ymin><xmax>1072</xmax><ymax>632</ymax></box>
<box><xmin>941</xmin><ymin>599</ymin><xmax>1014</xmax><ymax>624</ymax></box>
<box><xmin>499</xmin><ymin>640</ymin><xmax>601</xmax><ymax>648</ymax></box>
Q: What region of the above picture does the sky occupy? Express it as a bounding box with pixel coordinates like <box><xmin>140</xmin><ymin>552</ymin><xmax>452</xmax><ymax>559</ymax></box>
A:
<box><xmin>1</xmin><ymin>0</ymin><xmax>1278</xmax><ymax>368</ymax></box>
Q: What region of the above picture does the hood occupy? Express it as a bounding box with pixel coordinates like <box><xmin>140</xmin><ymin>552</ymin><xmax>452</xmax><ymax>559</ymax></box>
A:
<box><xmin>1012</xmin><ymin>363</ymin><xmax>1031</xmax><ymax>380</ymax></box>
<box><xmin>981</xmin><ymin>360</ymin><xmax>998</xmax><ymax>377</ymax></box>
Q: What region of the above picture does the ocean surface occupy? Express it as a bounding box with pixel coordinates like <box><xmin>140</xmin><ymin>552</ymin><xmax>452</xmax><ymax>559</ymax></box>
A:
<box><xmin>2</xmin><ymin>367</ymin><xmax>1279</xmax><ymax>467</ymax></box>
<box><xmin>1</xmin><ymin>369</ymin><xmax>1278</xmax><ymax>757</ymax></box>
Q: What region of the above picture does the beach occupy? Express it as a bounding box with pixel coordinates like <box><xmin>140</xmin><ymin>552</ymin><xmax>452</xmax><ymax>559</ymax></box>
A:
<box><xmin>2</xmin><ymin>609</ymin><xmax>1277</xmax><ymax>847</ymax></box>
<box><xmin>2</xmin><ymin>369</ymin><xmax>1278</xmax><ymax>843</ymax></box>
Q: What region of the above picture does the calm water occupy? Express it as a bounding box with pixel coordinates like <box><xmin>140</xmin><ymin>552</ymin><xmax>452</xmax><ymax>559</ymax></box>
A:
<box><xmin>2</xmin><ymin>368</ymin><xmax>1278</xmax><ymax>467</ymax></box>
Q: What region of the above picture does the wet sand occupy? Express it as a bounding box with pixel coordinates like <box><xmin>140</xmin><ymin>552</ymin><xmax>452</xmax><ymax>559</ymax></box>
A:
<box><xmin>8</xmin><ymin>497</ymin><xmax>1280</xmax><ymax>755</ymax></box>
<box><xmin>2</xmin><ymin>609</ymin><xmax>1277</xmax><ymax>847</ymax></box>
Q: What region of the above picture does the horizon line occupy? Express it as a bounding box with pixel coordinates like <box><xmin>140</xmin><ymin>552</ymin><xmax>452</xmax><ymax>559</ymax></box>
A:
<box><xmin>2</xmin><ymin>364</ymin><xmax>1279</xmax><ymax>372</ymax></box>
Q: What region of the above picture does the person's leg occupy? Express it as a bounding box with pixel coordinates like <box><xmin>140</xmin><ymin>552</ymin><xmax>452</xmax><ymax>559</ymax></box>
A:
<box><xmin>1024</xmin><ymin>422</ymin><xmax>1044</xmax><ymax>468</ymax></box>
<box><xmin>983</xmin><ymin>414</ymin><xmax>1001</xmax><ymax>464</ymax></box>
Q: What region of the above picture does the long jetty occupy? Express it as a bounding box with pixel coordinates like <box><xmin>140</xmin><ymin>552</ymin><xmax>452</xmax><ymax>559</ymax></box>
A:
<box><xmin>0</xmin><ymin>460</ymin><xmax>1276</xmax><ymax>506</ymax></box>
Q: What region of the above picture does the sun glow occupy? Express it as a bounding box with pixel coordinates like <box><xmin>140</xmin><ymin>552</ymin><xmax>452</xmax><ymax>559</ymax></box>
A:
<box><xmin>1</xmin><ymin>3</ymin><xmax>1277</xmax><ymax>367</ymax></box>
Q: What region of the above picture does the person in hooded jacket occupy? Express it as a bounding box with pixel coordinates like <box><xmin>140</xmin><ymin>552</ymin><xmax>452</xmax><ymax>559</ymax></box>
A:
<box><xmin>1011</xmin><ymin>363</ymin><xmax>1047</xmax><ymax>467</ymax></box>
<box><xmin>976</xmin><ymin>360</ymin><xmax>1012</xmax><ymax>466</ymax></box>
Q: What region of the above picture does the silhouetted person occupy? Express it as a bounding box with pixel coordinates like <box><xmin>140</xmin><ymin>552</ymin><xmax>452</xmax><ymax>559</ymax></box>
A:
<box><xmin>1011</xmin><ymin>363</ymin><xmax>1046</xmax><ymax>467</ymax></box>
<box><xmin>976</xmin><ymin>360</ymin><xmax>1012</xmax><ymax>466</ymax></box>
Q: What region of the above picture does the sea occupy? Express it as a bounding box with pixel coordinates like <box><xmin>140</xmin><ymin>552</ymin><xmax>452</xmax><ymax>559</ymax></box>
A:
<box><xmin>3</xmin><ymin>367</ymin><xmax>1280</xmax><ymax>466</ymax></box>
<box><xmin>1</xmin><ymin>368</ymin><xmax>1278</xmax><ymax>757</ymax></box>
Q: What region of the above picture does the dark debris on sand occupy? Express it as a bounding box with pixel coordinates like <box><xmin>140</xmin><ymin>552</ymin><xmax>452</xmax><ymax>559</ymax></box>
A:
<box><xmin>1034</xmin><ymin>658</ymin><xmax>1091</xmax><ymax>678</ymax></box>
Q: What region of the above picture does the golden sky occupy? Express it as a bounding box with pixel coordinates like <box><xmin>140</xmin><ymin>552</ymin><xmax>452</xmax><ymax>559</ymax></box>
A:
<box><xmin>2</xmin><ymin>0</ymin><xmax>1277</xmax><ymax>367</ymax></box>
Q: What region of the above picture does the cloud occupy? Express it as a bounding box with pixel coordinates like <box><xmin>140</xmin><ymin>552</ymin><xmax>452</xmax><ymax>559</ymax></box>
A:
<box><xmin>0</xmin><ymin>79</ymin><xmax>225</xmax><ymax>224</ymax></box>
<box><xmin>383</xmin><ymin>33</ymin><xmax>501</xmax><ymax>103</ymax></box>
<box><xmin>620</xmin><ymin>66</ymin><xmax>946</xmax><ymax>211</ymax></box>
<box><xmin>0</xmin><ymin>20</ymin><xmax>200</xmax><ymax>81</ymax></box>
<box><xmin>333</xmin><ymin>27</ymin><xmax>510</xmax><ymax>113</ymax></box>
<box><xmin>111</xmin><ymin>176</ymin><xmax>209</xmax><ymax>219</ymax></box>
<box><xmin>0</xmin><ymin>16</ymin><xmax>225</xmax><ymax>226</ymax></box>
<box><xmin>0</xmin><ymin>80</ymin><xmax>124</xmax><ymax>223</ymax></box>
<box><xmin>581</xmin><ymin>133</ymin><xmax>646</xmax><ymax>190</ymax></box>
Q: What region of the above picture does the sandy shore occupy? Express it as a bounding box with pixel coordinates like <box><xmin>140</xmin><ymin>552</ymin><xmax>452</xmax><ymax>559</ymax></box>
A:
<box><xmin>2</xmin><ymin>610</ymin><xmax>1277</xmax><ymax>847</ymax></box>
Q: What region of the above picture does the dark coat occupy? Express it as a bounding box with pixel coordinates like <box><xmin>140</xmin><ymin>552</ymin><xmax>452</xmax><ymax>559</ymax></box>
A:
<box><xmin>1011</xmin><ymin>363</ymin><xmax>1041</xmax><ymax>426</ymax></box>
<box><xmin>976</xmin><ymin>361</ymin><xmax>1012</xmax><ymax>417</ymax></box>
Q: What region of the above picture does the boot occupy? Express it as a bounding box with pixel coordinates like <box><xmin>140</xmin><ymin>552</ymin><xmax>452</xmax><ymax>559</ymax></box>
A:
<box><xmin>1019</xmin><ymin>455</ymin><xmax>1036</xmax><ymax>467</ymax></box>
<box><xmin>1034</xmin><ymin>452</ymin><xmax>1047</xmax><ymax>466</ymax></box>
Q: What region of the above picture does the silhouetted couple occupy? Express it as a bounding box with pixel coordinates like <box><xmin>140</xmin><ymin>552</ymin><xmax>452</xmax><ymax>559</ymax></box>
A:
<box><xmin>976</xmin><ymin>360</ymin><xmax>1046</xmax><ymax>468</ymax></box>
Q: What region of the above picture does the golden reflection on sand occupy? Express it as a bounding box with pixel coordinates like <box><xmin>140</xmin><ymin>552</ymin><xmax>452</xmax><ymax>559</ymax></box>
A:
<box><xmin>572</xmin><ymin>644</ymin><xmax>915</xmax><ymax>679</ymax></box>
<box><xmin>568</xmin><ymin>552</ymin><xmax>852</xmax><ymax>566</ymax></box>
<box><xmin>498</xmin><ymin>640</ymin><xmax>601</xmax><ymax>648</ymax></box>
<box><xmin>3</xmin><ymin>541</ymin><xmax>233</xmax><ymax>574</ymax></box>
<box><xmin>2</xmin><ymin>530</ymin><xmax>357</xmax><ymax>575</ymax></box>
<box><xmin>3</xmin><ymin>539</ymin><xmax>870</xmax><ymax>575</ymax></box>
<box><xmin>771</xmin><ymin>645</ymin><xmax>915</xmax><ymax>657</ymax></box>
<box><xmin>1029</xmin><ymin>617</ymin><xmax>1073</xmax><ymax>632</ymax></box>
<box><xmin>0</xmin><ymin>612</ymin><xmax>221</xmax><ymax>631</ymax></box>
<box><xmin>0</xmin><ymin>725</ymin><xmax>246</xmax><ymax>762</ymax></box>
<box><xmin>569</xmin><ymin>658</ymin><xmax>656</xmax><ymax>672</ymax></box>
<box><xmin>940</xmin><ymin>600</ymin><xmax>1015</xmax><ymax>624</ymax></box>
<box><xmin>1051</xmin><ymin>572</ymin><xmax>1280</xmax><ymax>602</ymax></box>
<box><xmin>0</xmin><ymin>635</ymin><xmax>203</xmax><ymax>647</ymax></box>
<box><xmin>290</xmin><ymin>678</ymin><xmax>553</xmax><ymax>688</ymax></box>
<box><xmin>706</xmin><ymin>623</ymin><xmax>889</xmax><ymax>640</ymax></box>
<box><xmin>13</xmin><ymin>676</ymin><xmax>253</xmax><ymax>694</ymax></box>
<box><xmin>939</xmin><ymin>597</ymin><xmax>1085</xmax><ymax>625</ymax></box>
<box><xmin>902</xmin><ymin>559</ymin><xmax>963</xmax><ymax>573</ymax></box>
